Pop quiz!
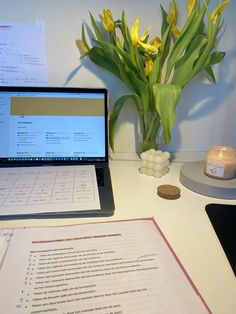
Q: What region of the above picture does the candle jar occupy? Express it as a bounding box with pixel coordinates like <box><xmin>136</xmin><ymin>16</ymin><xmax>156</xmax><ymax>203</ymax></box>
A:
<box><xmin>204</xmin><ymin>146</ymin><xmax>236</xmax><ymax>180</ymax></box>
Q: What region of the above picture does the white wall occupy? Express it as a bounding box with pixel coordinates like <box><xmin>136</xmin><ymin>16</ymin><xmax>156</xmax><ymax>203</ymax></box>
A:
<box><xmin>1</xmin><ymin>0</ymin><xmax>236</xmax><ymax>154</ymax></box>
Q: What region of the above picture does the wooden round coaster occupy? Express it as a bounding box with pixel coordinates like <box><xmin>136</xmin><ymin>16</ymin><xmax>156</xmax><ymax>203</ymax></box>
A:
<box><xmin>157</xmin><ymin>184</ymin><xmax>181</xmax><ymax>200</ymax></box>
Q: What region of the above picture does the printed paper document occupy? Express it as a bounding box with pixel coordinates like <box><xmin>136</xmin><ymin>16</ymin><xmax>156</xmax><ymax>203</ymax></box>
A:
<box><xmin>0</xmin><ymin>165</ymin><xmax>101</xmax><ymax>215</ymax></box>
<box><xmin>0</xmin><ymin>22</ymin><xmax>48</xmax><ymax>86</ymax></box>
<box><xmin>0</xmin><ymin>218</ymin><xmax>210</xmax><ymax>313</ymax></box>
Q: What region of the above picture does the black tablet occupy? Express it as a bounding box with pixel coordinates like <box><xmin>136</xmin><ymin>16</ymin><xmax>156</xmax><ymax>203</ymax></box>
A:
<box><xmin>205</xmin><ymin>203</ymin><xmax>236</xmax><ymax>276</ymax></box>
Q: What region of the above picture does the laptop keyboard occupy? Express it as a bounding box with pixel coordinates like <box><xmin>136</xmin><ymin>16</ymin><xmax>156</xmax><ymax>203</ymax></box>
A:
<box><xmin>96</xmin><ymin>167</ymin><xmax>104</xmax><ymax>187</ymax></box>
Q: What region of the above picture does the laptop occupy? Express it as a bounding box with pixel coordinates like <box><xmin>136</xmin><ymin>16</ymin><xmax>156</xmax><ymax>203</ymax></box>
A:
<box><xmin>0</xmin><ymin>86</ymin><xmax>115</xmax><ymax>219</ymax></box>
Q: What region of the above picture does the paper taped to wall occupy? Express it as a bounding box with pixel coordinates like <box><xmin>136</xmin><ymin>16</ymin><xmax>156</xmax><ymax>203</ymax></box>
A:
<box><xmin>0</xmin><ymin>22</ymin><xmax>48</xmax><ymax>86</ymax></box>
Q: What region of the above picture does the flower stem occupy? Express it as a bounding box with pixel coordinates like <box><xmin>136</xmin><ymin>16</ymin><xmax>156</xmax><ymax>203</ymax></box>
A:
<box><xmin>139</xmin><ymin>111</ymin><xmax>161</xmax><ymax>152</ymax></box>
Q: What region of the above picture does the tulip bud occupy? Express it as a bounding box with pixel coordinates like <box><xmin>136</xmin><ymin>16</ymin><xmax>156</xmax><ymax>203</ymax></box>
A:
<box><xmin>100</xmin><ymin>9</ymin><xmax>115</xmax><ymax>32</ymax></box>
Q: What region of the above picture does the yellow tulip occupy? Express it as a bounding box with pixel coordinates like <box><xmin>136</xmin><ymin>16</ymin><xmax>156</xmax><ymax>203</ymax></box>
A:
<box><xmin>186</xmin><ymin>0</ymin><xmax>201</xmax><ymax>16</ymax></box>
<box><xmin>144</xmin><ymin>56</ymin><xmax>154</xmax><ymax>76</ymax></box>
<box><xmin>139</xmin><ymin>37</ymin><xmax>162</xmax><ymax>54</ymax></box>
<box><xmin>100</xmin><ymin>9</ymin><xmax>115</xmax><ymax>32</ymax></box>
<box><xmin>167</xmin><ymin>1</ymin><xmax>181</xmax><ymax>38</ymax></box>
<box><xmin>131</xmin><ymin>17</ymin><xmax>152</xmax><ymax>48</ymax></box>
<box><xmin>167</xmin><ymin>0</ymin><xmax>178</xmax><ymax>25</ymax></box>
<box><xmin>138</xmin><ymin>41</ymin><xmax>154</xmax><ymax>53</ymax></box>
<box><xmin>211</xmin><ymin>0</ymin><xmax>231</xmax><ymax>24</ymax></box>
<box><xmin>131</xmin><ymin>17</ymin><xmax>140</xmax><ymax>45</ymax></box>
<box><xmin>150</xmin><ymin>37</ymin><xmax>162</xmax><ymax>51</ymax></box>
<box><xmin>186</xmin><ymin>0</ymin><xmax>195</xmax><ymax>16</ymax></box>
<box><xmin>139</xmin><ymin>27</ymin><xmax>151</xmax><ymax>42</ymax></box>
<box><xmin>172</xmin><ymin>25</ymin><xmax>181</xmax><ymax>38</ymax></box>
<box><xmin>76</xmin><ymin>39</ymin><xmax>88</xmax><ymax>53</ymax></box>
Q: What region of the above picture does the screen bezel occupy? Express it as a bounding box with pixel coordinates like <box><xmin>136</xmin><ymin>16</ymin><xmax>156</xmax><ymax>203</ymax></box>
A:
<box><xmin>0</xmin><ymin>86</ymin><xmax>108</xmax><ymax>167</ymax></box>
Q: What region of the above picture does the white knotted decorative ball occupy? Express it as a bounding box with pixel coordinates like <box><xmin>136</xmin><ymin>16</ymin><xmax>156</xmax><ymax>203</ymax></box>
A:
<box><xmin>139</xmin><ymin>149</ymin><xmax>170</xmax><ymax>177</ymax></box>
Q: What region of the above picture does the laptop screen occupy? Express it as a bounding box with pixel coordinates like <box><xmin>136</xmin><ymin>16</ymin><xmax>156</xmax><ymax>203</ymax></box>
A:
<box><xmin>0</xmin><ymin>86</ymin><xmax>108</xmax><ymax>166</ymax></box>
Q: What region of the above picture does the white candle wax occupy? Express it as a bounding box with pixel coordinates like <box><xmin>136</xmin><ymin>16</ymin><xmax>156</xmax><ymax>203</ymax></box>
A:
<box><xmin>204</xmin><ymin>146</ymin><xmax>236</xmax><ymax>180</ymax></box>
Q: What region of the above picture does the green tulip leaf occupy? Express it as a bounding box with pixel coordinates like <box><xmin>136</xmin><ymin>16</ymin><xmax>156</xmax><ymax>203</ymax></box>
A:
<box><xmin>165</xmin><ymin>1</ymin><xmax>209</xmax><ymax>83</ymax></box>
<box><xmin>88</xmin><ymin>47</ymin><xmax>121</xmax><ymax>79</ymax></box>
<box><xmin>81</xmin><ymin>24</ymin><xmax>90</xmax><ymax>51</ymax></box>
<box><xmin>205</xmin><ymin>66</ymin><xmax>216</xmax><ymax>83</ymax></box>
<box><xmin>160</xmin><ymin>4</ymin><xmax>169</xmax><ymax>37</ymax></box>
<box><xmin>171</xmin><ymin>34</ymin><xmax>208</xmax><ymax>87</ymax></box>
<box><xmin>153</xmin><ymin>83</ymin><xmax>181</xmax><ymax>144</ymax></box>
<box><xmin>109</xmin><ymin>95</ymin><xmax>141</xmax><ymax>152</ymax></box>
<box><xmin>89</xmin><ymin>12</ymin><xmax>105</xmax><ymax>42</ymax></box>
<box><xmin>206</xmin><ymin>51</ymin><xmax>225</xmax><ymax>66</ymax></box>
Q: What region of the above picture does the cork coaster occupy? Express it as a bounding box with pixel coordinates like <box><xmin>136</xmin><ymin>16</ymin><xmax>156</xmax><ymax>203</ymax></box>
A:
<box><xmin>157</xmin><ymin>184</ymin><xmax>181</xmax><ymax>200</ymax></box>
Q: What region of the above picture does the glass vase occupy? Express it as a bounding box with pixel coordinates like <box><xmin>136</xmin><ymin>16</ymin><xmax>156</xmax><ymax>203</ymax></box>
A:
<box><xmin>138</xmin><ymin>111</ymin><xmax>161</xmax><ymax>152</ymax></box>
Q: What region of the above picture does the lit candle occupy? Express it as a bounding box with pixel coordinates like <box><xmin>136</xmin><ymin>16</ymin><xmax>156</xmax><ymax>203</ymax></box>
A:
<box><xmin>204</xmin><ymin>146</ymin><xmax>236</xmax><ymax>180</ymax></box>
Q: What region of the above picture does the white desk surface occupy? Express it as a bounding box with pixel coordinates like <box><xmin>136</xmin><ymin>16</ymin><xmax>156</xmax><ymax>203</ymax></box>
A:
<box><xmin>0</xmin><ymin>160</ymin><xmax>236</xmax><ymax>314</ymax></box>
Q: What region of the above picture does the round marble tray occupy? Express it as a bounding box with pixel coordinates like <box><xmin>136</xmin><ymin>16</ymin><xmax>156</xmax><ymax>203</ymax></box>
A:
<box><xmin>179</xmin><ymin>161</ymin><xmax>236</xmax><ymax>199</ymax></box>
